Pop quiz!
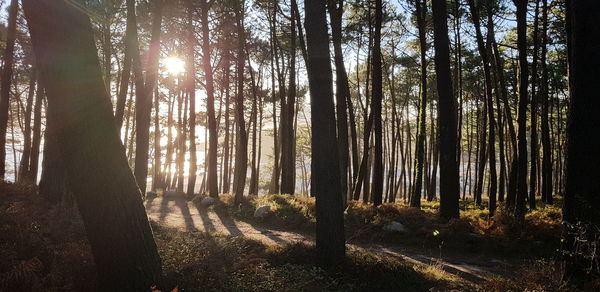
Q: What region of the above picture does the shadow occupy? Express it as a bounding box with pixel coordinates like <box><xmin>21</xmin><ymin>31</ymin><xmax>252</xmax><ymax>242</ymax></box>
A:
<box><xmin>245</xmin><ymin>220</ymin><xmax>287</xmax><ymax>244</ymax></box>
<box><xmin>373</xmin><ymin>246</ymin><xmax>488</xmax><ymax>284</ymax></box>
<box><xmin>213</xmin><ymin>206</ymin><xmax>243</xmax><ymax>236</ymax></box>
<box><xmin>158</xmin><ymin>196</ymin><xmax>171</xmax><ymax>222</ymax></box>
<box><xmin>175</xmin><ymin>199</ymin><xmax>198</xmax><ymax>232</ymax></box>
<box><xmin>145</xmin><ymin>193</ymin><xmax>157</xmax><ymax>211</ymax></box>
<box><xmin>192</xmin><ymin>201</ymin><xmax>216</xmax><ymax>233</ymax></box>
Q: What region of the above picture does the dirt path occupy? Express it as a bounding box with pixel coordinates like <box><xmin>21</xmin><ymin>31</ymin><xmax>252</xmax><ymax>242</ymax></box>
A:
<box><xmin>145</xmin><ymin>196</ymin><xmax>512</xmax><ymax>284</ymax></box>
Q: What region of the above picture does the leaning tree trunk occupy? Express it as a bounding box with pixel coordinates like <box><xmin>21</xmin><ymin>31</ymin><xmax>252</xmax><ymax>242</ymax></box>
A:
<box><xmin>304</xmin><ymin>0</ymin><xmax>345</xmax><ymax>265</ymax></box>
<box><xmin>23</xmin><ymin>1</ymin><xmax>163</xmax><ymax>290</ymax></box>
<box><xmin>432</xmin><ymin>0</ymin><xmax>460</xmax><ymax>219</ymax></box>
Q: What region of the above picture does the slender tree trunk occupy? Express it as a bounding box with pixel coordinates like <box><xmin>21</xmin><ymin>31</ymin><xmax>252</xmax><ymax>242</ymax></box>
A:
<box><xmin>468</xmin><ymin>0</ymin><xmax>497</xmax><ymax>215</ymax></box>
<box><xmin>29</xmin><ymin>78</ymin><xmax>44</xmax><ymax>182</ymax></box>
<box><xmin>0</xmin><ymin>0</ymin><xmax>18</xmax><ymax>179</ymax></box>
<box><xmin>134</xmin><ymin>0</ymin><xmax>163</xmax><ymax>194</ymax></box>
<box><xmin>233</xmin><ymin>1</ymin><xmax>248</xmax><ymax>203</ymax></box>
<box><xmin>411</xmin><ymin>0</ymin><xmax>428</xmax><ymax>208</ymax></box>
<box><xmin>328</xmin><ymin>0</ymin><xmax>351</xmax><ymax>201</ymax></box>
<box><xmin>529</xmin><ymin>0</ymin><xmax>541</xmax><ymax>210</ymax></box>
<box><xmin>515</xmin><ymin>0</ymin><xmax>529</xmax><ymax>219</ymax></box>
<box><xmin>540</xmin><ymin>0</ymin><xmax>552</xmax><ymax>205</ymax></box>
<box><xmin>370</xmin><ymin>0</ymin><xmax>384</xmax><ymax>206</ymax></box>
<box><xmin>201</xmin><ymin>0</ymin><xmax>219</xmax><ymax>197</ymax></box>
<box><xmin>18</xmin><ymin>70</ymin><xmax>36</xmax><ymax>183</ymax></box>
<box><xmin>186</xmin><ymin>0</ymin><xmax>197</xmax><ymax>197</ymax></box>
<box><xmin>280</xmin><ymin>0</ymin><xmax>297</xmax><ymax>195</ymax></box>
<box><xmin>23</xmin><ymin>1</ymin><xmax>163</xmax><ymax>289</ymax></box>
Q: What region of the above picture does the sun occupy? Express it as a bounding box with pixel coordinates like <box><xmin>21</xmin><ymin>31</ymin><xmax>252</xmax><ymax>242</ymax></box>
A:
<box><xmin>162</xmin><ymin>56</ymin><xmax>185</xmax><ymax>75</ymax></box>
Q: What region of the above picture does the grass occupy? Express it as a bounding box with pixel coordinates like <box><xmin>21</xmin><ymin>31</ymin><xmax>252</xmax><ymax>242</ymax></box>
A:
<box><xmin>219</xmin><ymin>193</ymin><xmax>563</xmax><ymax>259</ymax></box>
<box><xmin>0</xmin><ymin>182</ymin><xmax>467</xmax><ymax>291</ymax></box>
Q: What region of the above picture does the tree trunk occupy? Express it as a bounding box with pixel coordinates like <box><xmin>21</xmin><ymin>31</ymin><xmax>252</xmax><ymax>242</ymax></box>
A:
<box><xmin>233</xmin><ymin>1</ymin><xmax>248</xmax><ymax>203</ymax></box>
<box><xmin>134</xmin><ymin>0</ymin><xmax>163</xmax><ymax>194</ymax></box>
<box><xmin>432</xmin><ymin>0</ymin><xmax>460</xmax><ymax>219</ymax></box>
<box><xmin>23</xmin><ymin>1</ymin><xmax>163</xmax><ymax>289</ymax></box>
<box><xmin>468</xmin><ymin>0</ymin><xmax>497</xmax><ymax>215</ymax></box>
<box><xmin>18</xmin><ymin>70</ymin><xmax>36</xmax><ymax>183</ymax></box>
<box><xmin>515</xmin><ymin>0</ymin><xmax>529</xmax><ymax>219</ymax></box>
<box><xmin>0</xmin><ymin>0</ymin><xmax>18</xmax><ymax>179</ymax></box>
<box><xmin>201</xmin><ymin>0</ymin><xmax>219</xmax><ymax>197</ymax></box>
<box><xmin>540</xmin><ymin>0</ymin><xmax>552</xmax><ymax>205</ymax></box>
<box><xmin>280</xmin><ymin>0</ymin><xmax>297</xmax><ymax>195</ymax></box>
<box><xmin>563</xmin><ymin>0</ymin><xmax>600</xmax><ymax>285</ymax></box>
<box><xmin>411</xmin><ymin>0</ymin><xmax>428</xmax><ymax>208</ymax></box>
<box><xmin>304</xmin><ymin>0</ymin><xmax>345</xmax><ymax>265</ymax></box>
<box><xmin>328</xmin><ymin>0</ymin><xmax>351</xmax><ymax>201</ymax></box>
<box><xmin>370</xmin><ymin>0</ymin><xmax>384</xmax><ymax>206</ymax></box>
<box><xmin>186</xmin><ymin>0</ymin><xmax>197</xmax><ymax>197</ymax></box>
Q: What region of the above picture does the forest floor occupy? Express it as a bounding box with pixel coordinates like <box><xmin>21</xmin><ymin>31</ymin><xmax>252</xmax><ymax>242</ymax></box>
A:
<box><xmin>145</xmin><ymin>193</ymin><xmax>569</xmax><ymax>291</ymax></box>
<box><xmin>1</xmin><ymin>181</ymin><xmax>574</xmax><ymax>291</ymax></box>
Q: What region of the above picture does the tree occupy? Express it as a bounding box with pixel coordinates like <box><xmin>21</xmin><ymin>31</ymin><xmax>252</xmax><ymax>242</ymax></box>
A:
<box><xmin>233</xmin><ymin>0</ymin><xmax>248</xmax><ymax>203</ymax></box>
<box><xmin>201</xmin><ymin>0</ymin><xmax>219</xmax><ymax>198</ymax></box>
<box><xmin>134</xmin><ymin>0</ymin><xmax>163</xmax><ymax>193</ymax></box>
<box><xmin>186</xmin><ymin>0</ymin><xmax>198</xmax><ymax>197</ymax></box>
<box><xmin>327</xmin><ymin>0</ymin><xmax>351</xmax><ymax>201</ymax></box>
<box><xmin>0</xmin><ymin>0</ymin><xmax>19</xmax><ymax>180</ymax></box>
<box><xmin>23</xmin><ymin>0</ymin><xmax>163</xmax><ymax>289</ymax></box>
<box><xmin>304</xmin><ymin>0</ymin><xmax>345</xmax><ymax>265</ymax></box>
<box><xmin>410</xmin><ymin>0</ymin><xmax>428</xmax><ymax>208</ymax></box>
<box><xmin>514</xmin><ymin>0</ymin><xmax>529</xmax><ymax>218</ymax></box>
<box><xmin>280</xmin><ymin>0</ymin><xmax>298</xmax><ymax>195</ymax></box>
<box><xmin>370</xmin><ymin>0</ymin><xmax>384</xmax><ymax>206</ymax></box>
<box><xmin>563</xmin><ymin>0</ymin><xmax>600</xmax><ymax>284</ymax></box>
<box><xmin>432</xmin><ymin>0</ymin><xmax>460</xmax><ymax>219</ymax></box>
<box><xmin>468</xmin><ymin>0</ymin><xmax>497</xmax><ymax>215</ymax></box>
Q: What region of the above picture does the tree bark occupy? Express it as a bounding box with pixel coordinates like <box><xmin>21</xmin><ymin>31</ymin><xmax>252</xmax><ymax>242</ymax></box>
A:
<box><xmin>370</xmin><ymin>0</ymin><xmax>384</xmax><ymax>206</ymax></box>
<box><xmin>134</xmin><ymin>0</ymin><xmax>163</xmax><ymax>193</ymax></box>
<box><xmin>0</xmin><ymin>0</ymin><xmax>18</xmax><ymax>179</ymax></box>
<box><xmin>23</xmin><ymin>0</ymin><xmax>163</xmax><ymax>289</ymax></box>
<box><xmin>515</xmin><ymin>0</ymin><xmax>529</xmax><ymax>219</ymax></box>
<box><xmin>432</xmin><ymin>0</ymin><xmax>460</xmax><ymax>219</ymax></box>
<box><xmin>304</xmin><ymin>0</ymin><xmax>345</xmax><ymax>265</ymax></box>
<box><xmin>410</xmin><ymin>0</ymin><xmax>428</xmax><ymax>208</ymax></box>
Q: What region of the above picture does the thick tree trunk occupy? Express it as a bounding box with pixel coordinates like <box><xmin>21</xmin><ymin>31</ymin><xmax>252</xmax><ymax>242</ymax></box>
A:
<box><xmin>563</xmin><ymin>0</ymin><xmax>600</xmax><ymax>285</ymax></box>
<box><xmin>23</xmin><ymin>1</ymin><xmax>163</xmax><ymax>290</ymax></box>
<box><xmin>432</xmin><ymin>0</ymin><xmax>460</xmax><ymax>219</ymax></box>
<box><xmin>304</xmin><ymin>0</ymin><xmax>345</xmax><ymax>265</ymax></box>
<box><xmin>0</xmin><ymin>0</ymin><xmax>18</xmax><ymax>179</ymax></box>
